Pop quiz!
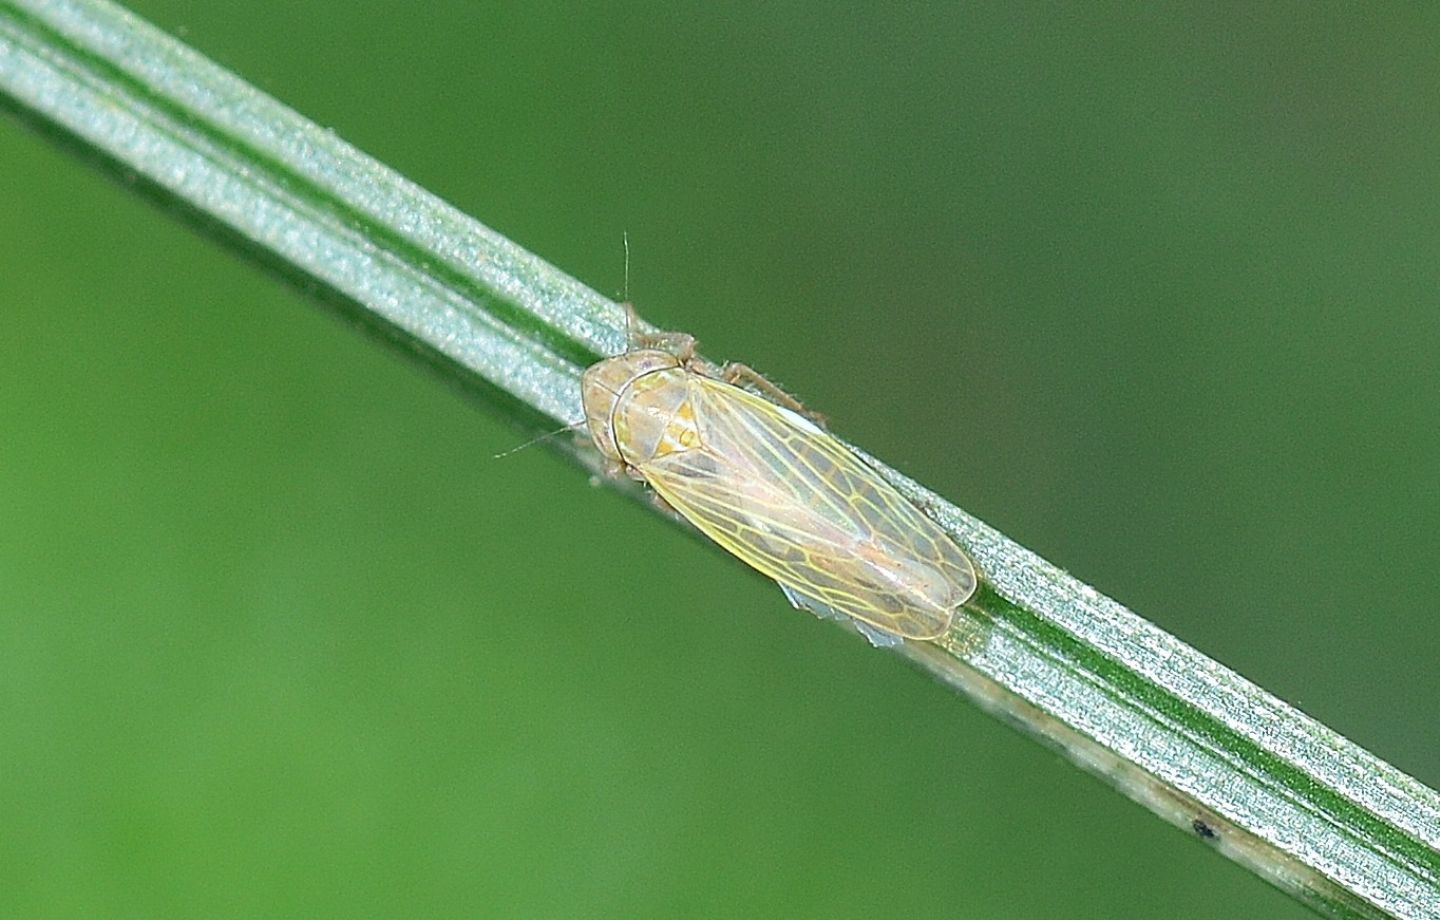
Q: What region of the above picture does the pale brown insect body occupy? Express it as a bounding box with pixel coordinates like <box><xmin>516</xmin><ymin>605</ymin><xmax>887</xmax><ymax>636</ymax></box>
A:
<box><xmin>582</xmin><ymin>326</ymin><xmax>978</xmax><ymax>646</ymax></box>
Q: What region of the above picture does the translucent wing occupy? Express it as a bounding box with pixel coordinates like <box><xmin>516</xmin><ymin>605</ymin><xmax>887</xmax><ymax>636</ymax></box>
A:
<box><xmin>778</xmin><ymin>583</ymin><xmax>905</xmax><ymax>648</ymax></box>
<box><xmin>641</xmin><ymin>375</ymin><xmax>977</xmax><ymax>640</ymax></box>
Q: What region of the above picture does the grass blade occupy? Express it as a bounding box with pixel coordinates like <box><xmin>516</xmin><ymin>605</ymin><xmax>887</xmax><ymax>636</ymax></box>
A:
<box><xmin>1</xmin><ymin>1</ymin><xmax>1436</xmax><ymax>916</ymax></box>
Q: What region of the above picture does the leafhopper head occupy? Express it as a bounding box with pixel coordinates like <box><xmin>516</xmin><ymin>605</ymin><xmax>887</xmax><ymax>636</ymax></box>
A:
<box><xmin>582</xmin><ymin>348</ymin><xmax>689</xmax><ymax>466</ymax></box>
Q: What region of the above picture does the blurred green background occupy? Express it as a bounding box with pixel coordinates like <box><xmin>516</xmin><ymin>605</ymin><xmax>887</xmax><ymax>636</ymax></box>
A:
<box><xmin>3</xmin><ymin>3</ymin><xmax>1437</xmax><ymax>917</ymax></box>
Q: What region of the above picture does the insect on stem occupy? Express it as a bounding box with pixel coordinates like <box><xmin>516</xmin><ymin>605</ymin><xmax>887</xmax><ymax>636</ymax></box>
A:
<box><xmin>581</xmin><ymin>306</ymin><xmax>981</xmax><ymax>646</ymax></box>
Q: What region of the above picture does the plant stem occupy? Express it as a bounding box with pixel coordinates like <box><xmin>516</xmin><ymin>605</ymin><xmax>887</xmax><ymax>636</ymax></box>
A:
<box><xmin>1</xmin><ymin>2</ymin><xmax>1436</xmax><ymax>916</ymax></box>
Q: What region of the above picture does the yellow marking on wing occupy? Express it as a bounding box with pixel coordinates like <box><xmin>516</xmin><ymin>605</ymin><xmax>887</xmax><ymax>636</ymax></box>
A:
<box><xmin>639</xmin><ymin>375</ymin><xmax>976</xmax><ymax>640</ymax></box>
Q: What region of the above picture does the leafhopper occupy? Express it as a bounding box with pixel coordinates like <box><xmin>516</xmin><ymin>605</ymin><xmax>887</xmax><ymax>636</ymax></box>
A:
<box><xmin>581</xmin><ymin>311</ymin><xmax>978</xmax><ymax>646</ymax></box>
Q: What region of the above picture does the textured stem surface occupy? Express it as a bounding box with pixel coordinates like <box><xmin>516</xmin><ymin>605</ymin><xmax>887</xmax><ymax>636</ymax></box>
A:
<box><xmin>2</xmin><ymin>2</ymin><xmax>1436</xmax><ymax>916</ymax></box>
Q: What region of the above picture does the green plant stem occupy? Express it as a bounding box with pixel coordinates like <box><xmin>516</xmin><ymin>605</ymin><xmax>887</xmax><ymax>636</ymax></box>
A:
<box><xmin>2</xmin><ymin>2</ymin><xmax>1437</xmax><ymax>917</ymax></box>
